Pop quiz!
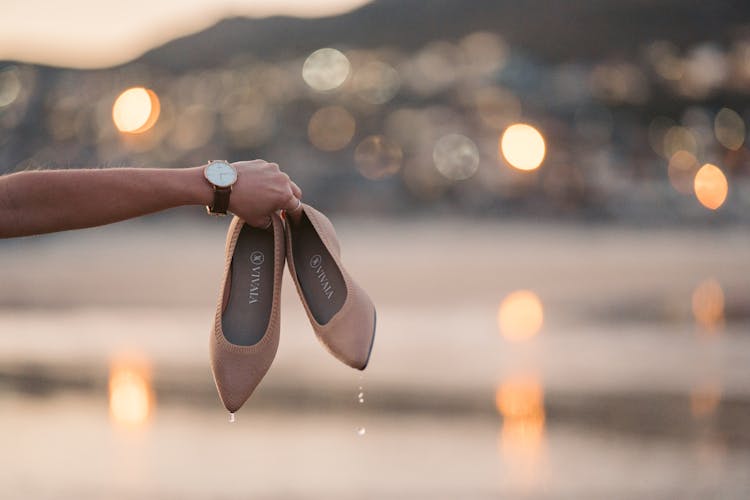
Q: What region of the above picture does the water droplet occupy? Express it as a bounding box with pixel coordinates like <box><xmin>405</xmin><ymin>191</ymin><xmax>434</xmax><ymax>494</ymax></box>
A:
<box><xmin>228</xmin><ymin>412</ymin><xmax>236</xmax><ymax>423</ymax></box>
<box><xmin>356</xmin><ymin>427</ymin><xmax>366</xmax><ymax>436</ymax></box>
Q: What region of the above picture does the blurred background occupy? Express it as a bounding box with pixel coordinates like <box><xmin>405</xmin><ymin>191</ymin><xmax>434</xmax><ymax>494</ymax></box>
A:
<box><xmin>1</xmin><ymin>0</ymin><xmax>750</xmax><ymax>498</ymax></box>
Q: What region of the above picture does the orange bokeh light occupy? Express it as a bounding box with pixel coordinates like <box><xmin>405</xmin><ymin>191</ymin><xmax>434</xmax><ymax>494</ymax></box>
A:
<box><xmin>694</xmin><ymin>163</ymin><xmax>728</xmax><ymax>210</ymax></box>
<box><xmin>307</xmin><ymin>105</ymin><xmax>356</xmax><ymax>151</ymax></box>
<box><xmin>497</xmin><ymin>290</ymin><xmax>544</xmax><ymax>341</ymax></box>
<box><xmin>112</xmin><ymin>87</ymin><xmax>160</xmax><ymax>134</ymax></box>
<box><xmin>108</xmin><ymin>354</ymin><xmax>153</xmax><ymax>429</ymax></box>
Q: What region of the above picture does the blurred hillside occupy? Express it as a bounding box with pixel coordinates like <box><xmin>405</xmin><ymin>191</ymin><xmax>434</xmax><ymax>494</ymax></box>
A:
<box><xmin>1</xmin><ymin>0</ymin><xmax>750</xmax><ymax>221</ymax></box>
<box><xmin>141</xmin><ymin>0</ymin><xmax>750</xmax><ymax>68</ymax></box>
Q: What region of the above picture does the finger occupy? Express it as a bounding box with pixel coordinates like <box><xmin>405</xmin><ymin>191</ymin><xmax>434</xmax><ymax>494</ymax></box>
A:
<box><xmin>285</xmin><ymin>201</ymin><xmax>303</xmax><ymax>224</ymax></box>
<box><xmin>290</xmin><ymin>180</ymin><xmax>302</xmax><ymax>200</ymax></box>
<box><xmin>284</xmin><ymin>195</ymin><xmax>302</xmax><ymax>213</ymax></box>
<box><xmin>247</xmin><ymin>215</ymin><xmax>272</xmax><ymax>230</ymax></box>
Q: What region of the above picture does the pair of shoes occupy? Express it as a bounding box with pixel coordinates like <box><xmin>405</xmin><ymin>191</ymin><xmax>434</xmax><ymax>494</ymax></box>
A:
<box><xmin>209</xmin><ymin>204</ymin><xmax>377</xmax><ymax>417</ymax></box>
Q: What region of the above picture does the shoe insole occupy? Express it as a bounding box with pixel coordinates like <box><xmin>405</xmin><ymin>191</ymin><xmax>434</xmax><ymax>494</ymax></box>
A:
<box><xmin>221</xmin><ymin>223</ymin><xmax>275</xmax><ymax>346</ymax></box>
<box><xmin>291</xmin><ymin>212</ymin><xmax>346</xmax><ymax>325</ymax></box>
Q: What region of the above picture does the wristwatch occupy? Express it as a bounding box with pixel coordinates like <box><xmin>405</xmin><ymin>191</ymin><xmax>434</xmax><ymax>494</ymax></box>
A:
<box><xmin>203</xmin><ymin>160</ymin><xmax>238</xmax><ymax>215</ymax></box>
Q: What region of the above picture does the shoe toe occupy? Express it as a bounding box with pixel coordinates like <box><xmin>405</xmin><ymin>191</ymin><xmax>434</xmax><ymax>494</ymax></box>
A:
<box><xmin>321</xmin><ymin>307</ymin><xmax>376</xmax><ymax>370</ymax></box>
<box><xmin>209</xmin><ymin>337</ymin><xmax>276</xmax><ymax>413</ymax></box>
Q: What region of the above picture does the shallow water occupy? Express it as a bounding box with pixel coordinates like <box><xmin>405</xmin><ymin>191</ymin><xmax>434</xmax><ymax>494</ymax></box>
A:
<box><xmin>1</xmin><ymin>220</ymin><xmax>749</xmax><ymax>498</ymax></box>
<box><xmin>2</xmin><ymin>393</ymin><xmax>749</xmax><ymax>499</ymax></box>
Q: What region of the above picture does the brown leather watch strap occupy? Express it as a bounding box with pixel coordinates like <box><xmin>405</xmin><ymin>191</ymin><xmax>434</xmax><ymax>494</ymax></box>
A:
<box><xmin>208</xmin><ymin>186</ymin><xmax>231</xmax><ymax>215</ymax></box>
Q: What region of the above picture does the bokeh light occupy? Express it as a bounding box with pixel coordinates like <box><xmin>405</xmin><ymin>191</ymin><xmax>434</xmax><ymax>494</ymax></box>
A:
<box><xmin>693</xmin><ymin>163</ymin><xmax>728</xmax><ymax>210</ymax></box>
<box><xmin>460</xmin><ymin>31</ymin><xmax>508</xmax><ymax>75</ymax></box>
<box><xmin>663</xmin><ymin>126</ymin><xmax>698</xmax><ymax>158</ymax></box>
<box><xmin>646</xmin><ymin>41</ymin><xmax>684</xmax><ymax>81</ymax></box>
<box><xmin>668</xmin><ymin>150</ymin><xmax>700</xmax><ymax>194</ymax></box>
<box><xmin>352</xmin><ymin>60</ymin><xmax>400</xmax><ymax>104</ymax></box>
<box><xmin>682</xmin><ymin>44</ymin><xmax>728</xmax><ymax>98</ymax></box>
<box><xmin>112</xmin><ymin>87</ymin><xmax>160</xmax><ymax>134</ymax></box>
<box><xmin>109</xmin><ymin>354</ymin><xmax>153</xmax><ymax>429</ymax></box>
<box><xmin>0</xmin><ymin>66</ymin><xmax>22</xmax><ymax>107</ymax></box>
<box><xmin>408</xmin><ymin>41</ymin><xmax>461</xmax><ymax>95</ymax></box>
<box><xmin>497</xmin><ymin>290</ymin><xmax>544</xmax><ymax>341</ymax></box>
<box><xmin>500</xmin><ymin>123</ymin><xmax>546</xmax><ymax>171</ymax></box>
<box><xmin>714</xmin><ymin>107</ymin><xmax>745</xmax><ymax>150</ymax></box>
<box><xmin>302</xmin><ymin>48</ymin><xmax>351</xmax><ymax>92</ymax></box>
<box><xmin>354</xmin><ymin>135</ymin><xmax>403</xmax><ymax>180</ymax></box>
<box><xmin>495</xmin><ymin>376</ymin><xmax>545</xmax><ymax>457</ymax></box>
<box><xmin>692</xmin><ymin>278</ymin><xmax>725</xmax><ymax>332</ymax></box>
<box><xmin>307</xmin><ymin>105</ymin><xmax>356</xmax><ymax>151</ymax></box>
<box><xmin>432</xmin><ymin>133</ymin><xmax>480</xmax><ymax>181</ymax></box>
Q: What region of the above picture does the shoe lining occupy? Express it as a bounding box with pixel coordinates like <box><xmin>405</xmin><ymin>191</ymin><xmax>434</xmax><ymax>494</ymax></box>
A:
<box><xmin>221</xmin><ymin>223</ymin><xmax>275</xmax><ymax>346</ymax></box>
<box><xmin>291</xmin><ymin>212</ymin><xmax>346</xmax><ymax>325</ymax></box>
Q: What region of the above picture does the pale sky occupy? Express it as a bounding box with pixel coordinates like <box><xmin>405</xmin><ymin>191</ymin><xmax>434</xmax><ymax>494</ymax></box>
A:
<box><xmin>0</xmin><ymin>0</ymin><xmax>371</xmax><ymax>68</ymax></box>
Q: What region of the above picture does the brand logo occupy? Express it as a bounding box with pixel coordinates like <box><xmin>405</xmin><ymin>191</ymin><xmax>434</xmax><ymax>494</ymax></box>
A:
<box><xmin>250</xmin><ymin>251</ymin><xmax>265</xmax><ymax>265</ymax></box>
<box><xmin>309</xmin><ymin>254</ymin><xmax>333</xmax><ymax>300</ymax></box>
<box><xmin>248</xmin><ymin>251</ymin><xmax>264</xmax><ymax>304</ymax></box>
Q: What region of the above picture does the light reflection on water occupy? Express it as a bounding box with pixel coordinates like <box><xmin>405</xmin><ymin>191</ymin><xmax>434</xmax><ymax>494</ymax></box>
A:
<box><xmin>108</xmin><ymin>353</ymin><xmax>153</xmax><ymax>429</ymax></box>
<box><xmin>496</xmin><ymin>375</ymin><xmax>546</xmax><ymax>485</ymax></box>
<box><xmin>495</xmin><ymin>287</ymin><xmax>546</xmax><ymax>484</ymax></box>
<box><xmin>1</xmin><ymin>221</ymin><xmax>749</xmax><ymax>497</ymax></box>
<box><xmin>3</xmin><ymin>392</ymin><xmax>750</xmax><ymax>498</ymax></box>
<box><xmin>692</xmin><ymin>278</ymin><xmax>725</xmax><ymax>333</ymax></box>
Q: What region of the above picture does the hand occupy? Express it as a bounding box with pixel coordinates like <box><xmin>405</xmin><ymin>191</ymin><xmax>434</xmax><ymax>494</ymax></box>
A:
<box><xmin>227</xmin><ymin>160</ymin><xmax>302</xmax><ymax>228</ymax></box>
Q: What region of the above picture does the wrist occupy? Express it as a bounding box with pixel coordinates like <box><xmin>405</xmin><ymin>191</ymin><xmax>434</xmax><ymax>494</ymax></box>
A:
<box><xmin>182</xmin><ymin>165</ymin><xmax>214</xmax><ymax>206</ymax></box>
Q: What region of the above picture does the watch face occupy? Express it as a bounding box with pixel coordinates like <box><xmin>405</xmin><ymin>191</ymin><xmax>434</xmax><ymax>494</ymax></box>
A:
<box><xmin>204</xmin><ymin>161</ymin><xmax>237</xmax><ymax>188</ymax></box>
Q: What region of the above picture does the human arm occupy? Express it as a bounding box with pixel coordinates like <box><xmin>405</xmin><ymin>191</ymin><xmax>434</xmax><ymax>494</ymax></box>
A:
<box><xmin>0</xmin><ymin>160</ymin><xmax>301</xmax><ymax>238</ymax></box>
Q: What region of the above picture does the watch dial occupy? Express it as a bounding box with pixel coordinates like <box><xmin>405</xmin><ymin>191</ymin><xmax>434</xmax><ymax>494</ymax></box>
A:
<box><xmin>205</xmin><ymin>161</ymin><xmax>237</xmax><ymax>187</ymax></box>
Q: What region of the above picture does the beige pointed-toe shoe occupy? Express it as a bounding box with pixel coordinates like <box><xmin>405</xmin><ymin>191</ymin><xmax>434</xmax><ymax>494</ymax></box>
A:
<box><xmin>285</xmin><ymin>204</ymin><xmax>376</xmax><ymax>370</ymax></box>
<box><xmin>209</xmin><ymin>213</ymin><xmax>285</xmax><ymax>416</ymax></box>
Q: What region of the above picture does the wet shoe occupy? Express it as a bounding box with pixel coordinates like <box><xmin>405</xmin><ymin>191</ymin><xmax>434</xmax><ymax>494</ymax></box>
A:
<box><xmin>285</xmin><ymin>204</ymin><xmax>376</xmax><ymax>370</ymax></box>
<box><xmin>209</xmin><ymin>213</ymin><xmax>285</xmax><ymax>415</ymax></box>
